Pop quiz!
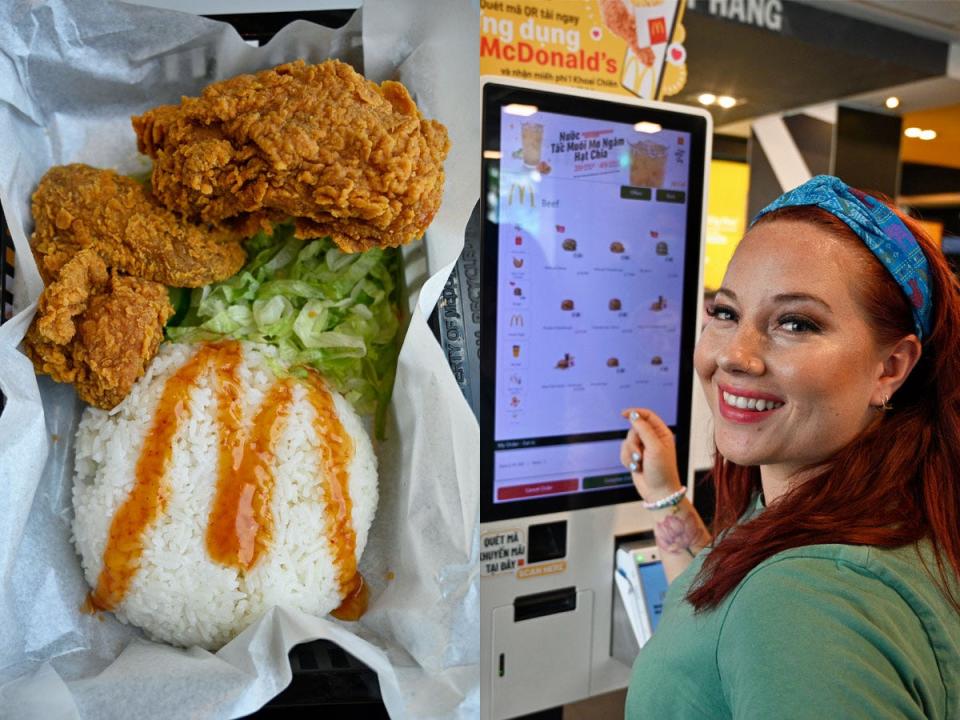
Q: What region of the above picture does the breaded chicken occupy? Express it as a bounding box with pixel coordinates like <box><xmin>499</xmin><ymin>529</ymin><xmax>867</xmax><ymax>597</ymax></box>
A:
<box><xmin>31</xmin><ymin>164</ymin><xmax>246</xmax><ymax>287</ymax></box>
<box><xmin>600</xmin><ymin>0</ymin><xmax>655</xmax><ymax>66</ymax></box>
<box><xmin>133</xmin><ymin>60</ymin><xmax>450</xmax><ymax>253</ymax></box>
<box><xmin>25</xmin><ymin>249</ymin><xmax>173</xmax><ymax>409</ymax></box>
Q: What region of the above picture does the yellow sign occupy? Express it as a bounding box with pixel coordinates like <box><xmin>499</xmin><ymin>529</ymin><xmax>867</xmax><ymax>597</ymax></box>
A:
<box><xmin>517</xmin><ymin>560</ymin><xmax>568</xmax><ymax>579</ymax></box>
<box><xmin>704</xmin><ymin>160</ymin><xmax>749</xmax><ymax>291</ymax></box>
<box><xmin>481</xmin><ymin>0</ymin><xmax>688</xmax><ymax>101</ymax></box>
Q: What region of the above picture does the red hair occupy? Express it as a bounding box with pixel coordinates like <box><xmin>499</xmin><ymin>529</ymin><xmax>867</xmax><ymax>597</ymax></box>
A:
<box><xmin>687</xmin><ymin>198</ymin><xmax>960</xmax><ymax>614</ymax></box>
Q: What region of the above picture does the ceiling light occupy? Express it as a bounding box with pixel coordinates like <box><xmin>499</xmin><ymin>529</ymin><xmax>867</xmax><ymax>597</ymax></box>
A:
<box><xmin>919</xmin><ymin>129</ymin><xmax>937</xmax><ymax>141</ymax></box>
<box><xmin>904</xmin><ymin>126</ymin><xmax>922</xmax><ymax>138</ymax></box>
<box><xmin>504</xmin><ymin>103</ymin><xmax>538</xmax><ymax>117</ymax></box>
<box><xmin>634</xmin><ymin>121</ymin><xmax>662</xmax><ymax>133</ymax></box>
<box><xmin>717</xmin><ymin>96</ymin><xmax>737</xmax><ymax>109</ymax></box>
<box><xmin>885</xmin><ymin>96</ymin><xmax>900</xmax><ymax>109</ymax></box>
<box><xmin>698</xmin><ymin>93</ymin><xmax>716</xmax><ymax>106</ymax></box>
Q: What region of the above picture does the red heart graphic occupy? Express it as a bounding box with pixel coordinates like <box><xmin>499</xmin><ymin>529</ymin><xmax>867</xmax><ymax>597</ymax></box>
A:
<box><xmin>671</xmin><ymin>47</ymin><xmax>682</xmax><ymax>61</ymax></box>
<box><xmin>591</xmin><ymin>27</ymin><xmax>601</xmax><ymax>40</ymax></box>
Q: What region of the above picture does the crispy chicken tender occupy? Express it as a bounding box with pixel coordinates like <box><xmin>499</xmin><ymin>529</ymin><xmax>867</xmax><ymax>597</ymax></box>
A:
<box><xmin>601</xmin><ymin>0</ymin><xmax>655</xmax><ymax>66</ymax></box>
<box><xmin>24</xmin><ymin>249</ymin><xmax>174</xmax><ymax>409</ymax></box>
<box><xmin>132</xmin><ymin>60</ymin><xmax>450</xmax><ymax>253</ymax></box>
<box><xmin>31</xmin><ymin>164</ymin><xmax>246</xmax><ymax>287</ymax></box>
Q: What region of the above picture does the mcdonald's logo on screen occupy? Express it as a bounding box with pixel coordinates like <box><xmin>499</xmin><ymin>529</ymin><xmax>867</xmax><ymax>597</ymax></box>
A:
<box><xmin>648</xmin><ymin>17</ymin><xmax>667</xmax><ymax>44</ymax></box>
<box><xmin>510</xmin><ymin>314</ymin><xmax>524</xmax><ymax>328</ymax></box>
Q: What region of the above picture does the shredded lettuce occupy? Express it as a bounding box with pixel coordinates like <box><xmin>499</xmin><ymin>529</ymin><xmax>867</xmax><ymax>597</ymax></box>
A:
<box><xmin>166</xmin><ymin>223</ymin><xmax>402</xmax><ymax>438</ymax></box>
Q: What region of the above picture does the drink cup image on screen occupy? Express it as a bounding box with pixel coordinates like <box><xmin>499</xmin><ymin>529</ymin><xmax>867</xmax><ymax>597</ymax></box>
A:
<box><xmin>629</xmin><ymin>140</ymin><xmax>668</xmax><ymax>187</ymax></box>
<box><xmin>522</xmin><ymin>122</ymin><xmax>544</xmax><ymax>166</ymax></box>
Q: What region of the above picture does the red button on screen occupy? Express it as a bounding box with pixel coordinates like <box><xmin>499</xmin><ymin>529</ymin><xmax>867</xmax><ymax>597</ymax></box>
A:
<box><xmin>497</xmin><ymin>479</ymin><xmax>579</xmax><ymax>500</ymax></box>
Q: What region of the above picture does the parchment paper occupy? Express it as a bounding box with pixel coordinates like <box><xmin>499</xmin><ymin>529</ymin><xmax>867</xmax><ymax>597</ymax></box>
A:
<box><xmin>0</xmin><ymin>1</ymin><xmax>480</xmax><ymax>718</ymax></box>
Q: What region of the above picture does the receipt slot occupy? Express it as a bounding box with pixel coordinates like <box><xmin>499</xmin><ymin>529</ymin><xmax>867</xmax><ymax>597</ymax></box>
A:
<box><xmin>479</xmin><ymin>79</ymin><xmax>710</xmax><ymax>719</ymax></box>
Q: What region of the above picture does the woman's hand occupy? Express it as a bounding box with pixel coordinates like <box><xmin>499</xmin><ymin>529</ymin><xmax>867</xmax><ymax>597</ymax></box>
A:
<box><xmin>619</xmin><ymin>407</ymin><xmax>683</xmax><ymax>502</ymax></box>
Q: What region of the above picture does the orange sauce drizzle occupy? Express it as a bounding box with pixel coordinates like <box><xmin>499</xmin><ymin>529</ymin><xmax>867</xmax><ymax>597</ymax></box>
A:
<box><xmin>206</xmin><ymin>378</ymin><xmax>294</xmax><ymax>570</ymax></box>
<box><xmin>88</xmin><ymin>343</ymin><xmax>227</xmax><ymax>611</ymax></box>
<box><xmin>303</xmin><ymin>372</ymin><xmax>365</xmax><ymax>621</ymax></box>
<box><xmin>87</xmin><ymin>342</ymin><xmax>368</xmax><ymax>622</ymax></box>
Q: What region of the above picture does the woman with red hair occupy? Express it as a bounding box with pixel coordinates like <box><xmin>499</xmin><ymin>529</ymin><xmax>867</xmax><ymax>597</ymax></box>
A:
<box><xmin>622</xmin><ymin>175</ymin><xmax>960</xmax><ymax>718</ymax></box>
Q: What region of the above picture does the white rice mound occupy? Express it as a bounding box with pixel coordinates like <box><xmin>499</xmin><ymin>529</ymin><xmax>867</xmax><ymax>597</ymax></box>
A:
<box><xmin>72</xmin><ymin>342</ymin><xmax>378</xmax><ymax>650</ymax></box>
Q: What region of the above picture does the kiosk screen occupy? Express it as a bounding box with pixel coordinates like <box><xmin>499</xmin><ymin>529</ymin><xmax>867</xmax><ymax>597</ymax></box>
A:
<box><xmin>481</xmin><ymin>83</ymin><xmax>707</xmax><ymax>521</ymax></box>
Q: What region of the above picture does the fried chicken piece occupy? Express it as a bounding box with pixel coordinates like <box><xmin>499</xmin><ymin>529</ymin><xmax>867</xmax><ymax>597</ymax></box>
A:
<box><xmin>133</xmin><ymin>60</ymin><xmax>450</xmax><ymax>253</ymax></box>
<box><xmin>25</xmin><ymin>250</ymin><xmax>174</xmax><ymax>409</ymax></box>
<box><xmin>601</xmin><ymin>0</ymin><xmax>655</xmax><ymax>65</ymax></box>
<box><xmin>31</xmin><ymin>164</ymin><xmax>246</xmax><ymax>287</ymax></box>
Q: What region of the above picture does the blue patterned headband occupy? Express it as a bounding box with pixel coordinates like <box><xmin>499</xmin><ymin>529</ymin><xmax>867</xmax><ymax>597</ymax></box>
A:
<box><xmin>752</xmin><ymin>175</ymin><xmax>932</xmax><ymax>341</ymax></box>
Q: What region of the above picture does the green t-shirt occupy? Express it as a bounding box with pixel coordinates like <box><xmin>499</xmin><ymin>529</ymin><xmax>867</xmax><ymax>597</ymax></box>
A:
<box><xmin>626</xmin><ymin>495</ymin><xmax>960</xmax><ymax>719</ymax></box>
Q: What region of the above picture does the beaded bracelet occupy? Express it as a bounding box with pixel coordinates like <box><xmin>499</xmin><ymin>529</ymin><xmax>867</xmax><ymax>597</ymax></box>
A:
<box><xmin>641</xmin><ymin>486</ymin><xmax>687</xmax><ymax>511</ymax></box>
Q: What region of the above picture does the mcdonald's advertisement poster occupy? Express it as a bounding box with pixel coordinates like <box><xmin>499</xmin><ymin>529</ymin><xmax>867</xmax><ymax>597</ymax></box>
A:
<box><xmin>481</xmin><ymin>0</ymin><xmax>689</xmax><ymax>100</ymax></box>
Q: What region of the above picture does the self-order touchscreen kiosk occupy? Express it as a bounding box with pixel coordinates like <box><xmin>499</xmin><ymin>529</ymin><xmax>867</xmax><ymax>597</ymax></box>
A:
<box><xmin>480</xmin><ymin>80</ymin><xmax>710</xmax><ymax>720</ymax></box>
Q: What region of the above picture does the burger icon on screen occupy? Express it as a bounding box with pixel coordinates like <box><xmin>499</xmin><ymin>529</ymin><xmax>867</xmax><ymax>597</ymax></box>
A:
<box><xmin>562</xmin><ymin>238</ymin><xmax>578</xmax><ymax>252</ymax></box>
<box><xmin>561</xmin><ymin>299</ymin><xmax>575</xmax><ymax>311</ymax></box>
<box><xmin>609</xmin><ymin>298</ymin><xmax>622</xmax><ymax>311</ymax></box>
<box><xmin>651</xmin><ymin>356</ymin><xmax>663</xmax><ymax>366</ymax></box>
<box><xmin>610</xmin><ymin>241</ymin><xmax>625</xmax><ymax>254</ymax></box>
<box><xmin>607</xmin><ymin>357</ymin><xmax>620</xmax><ymax>368</ymax></box>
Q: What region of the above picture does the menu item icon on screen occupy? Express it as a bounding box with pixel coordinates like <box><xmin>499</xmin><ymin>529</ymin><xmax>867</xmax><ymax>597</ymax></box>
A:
<box><xmin>513</xmin><ymin>257</ymin><xmax>525</xmax><ymax>268</ymax></box>
<box><xmin>656</xmin><ymin>241</ymin><xmax>669</xmax><ymax>256</ymax></box>
<box><xmin>510</xmin><ymin>314</ymin><xmax>524</xmax><ymax>327</ymax></box>
<box><xmin>512</xmin><ymin>345</ymin><xmax>521</xmax><ymax>358</ymax></box>
<box><xmin>515</xmin><ymin>235</ymin><xmax>523</xmax><ymax>246</ymax></box>
<box><xmin>610</xmin><ymin>241</ymin><xmax>625</xmax><ymax>254</ymax></box>
<box><xmin>607</xmin><ymin>357</ymin><xmax>620</xmax><ymax>368</ymax></box>
<box><xmin>651</xmin><ymin>356</ymin><xmax>663</xmax><ymax>366</ymax></box>
<box><xmin>510</xmin><ymin>395</ymin><xmax>521</xmax><ymax>408</ymax></box>
<box><xmin>651</xmin><ymin>296</ymin><xmax>667</xmax><ymax>311</ymax></box>
<box><xmin>629</xmin><ymin>140</ymin><xmax>667</xmax><ymax>188</ymax></box>
<box><xmin>609</xmin><ymin>298</ymin><xmax>622</xmax><ymax>311</ymax></box>
<box><xmin>514</xmin><ymin>287</ymin><xmax>523</xmax><ymax>297</ymax></box>
<box><xmin>561</xmin><ymin>299</ymin><xmax>575</xmax><ymax>311</ymax></box>
<box><xmin>555</xmin><ymin>353</ymin><xmax>575</xmax><ymax>369</ymax></box>
<box><xmin>521</xmin><ymin>122</ymin><xmax>544</xmax><ymax>167</ymax></box>
<box><xmin>562</xmin><ymin>238</ymin><xmax>578</xmax><ymax>252</ymax></box>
